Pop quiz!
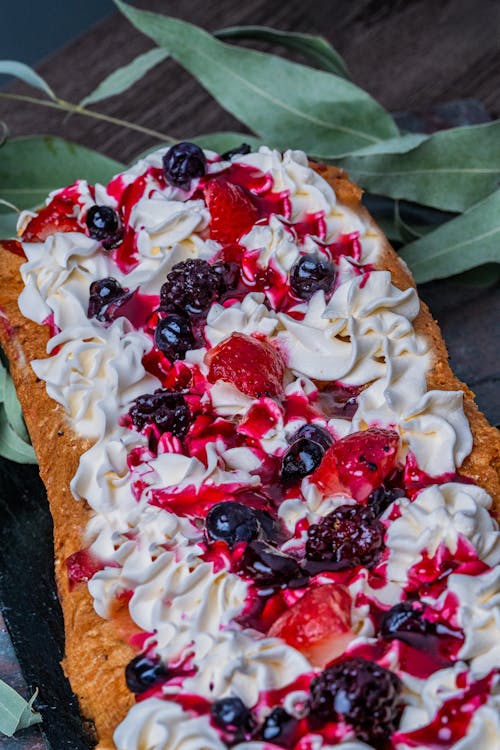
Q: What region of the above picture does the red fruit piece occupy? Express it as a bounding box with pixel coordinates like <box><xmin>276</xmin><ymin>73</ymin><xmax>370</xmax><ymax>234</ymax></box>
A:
<box><xmin>205</xmin><ymin>178</ymin><xmax>259</xmax><ymax>245</ymax></box>
<box><xmin>268</xmin><ymin>583</ymin><xmax>354</xmax><ymax>667</ymax></box>
<box><xmin>22</xmin><ymin>198</ymin><xmax>79</xmax><ymax>242</ymax></box>
<box><xmin>206</xmin><ymin>332</ymin><xmax>286</xmax><ymax>398</ymax></box>
<box><xmin>312</xmin><ymin>427</ymin><xmax>400</xmax><ymax>503</ymax></box>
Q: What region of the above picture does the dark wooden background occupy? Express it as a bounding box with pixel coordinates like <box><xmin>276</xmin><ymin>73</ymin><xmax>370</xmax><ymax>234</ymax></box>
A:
<box><xmin>0</xmin><ymin>1</ymin><xmax>499</xmax><ymax>747</ymax></box>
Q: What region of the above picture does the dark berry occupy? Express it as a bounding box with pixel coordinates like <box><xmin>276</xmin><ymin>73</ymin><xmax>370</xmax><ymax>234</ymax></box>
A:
<box><xmin>305</xmin><ymin>505</ymin><xmax>385</xmax><ymax>570</ymax></box>
<box><xmin>129</xmin><ymin>390</ymin><xmax>190</xmax><ymax>437</ymax></box>
<box><xmin>239</xmin><ymin>541</ymin><xmax>305</xmax><ymax>588</ymax></box>
<box><xmin>86</xmin><ymin>205</ymin><xmax>122</xmax><ymax>249</ymax></box>
<box><xmin>205</xmin><ymin>502</ymin><xmax>261</xmax><ymax>547</ymax></box>
<box><xmin>88</xmin><ymin>277</ymin><xmax>126</xmax><ymax>319</ymax></box>
<box><xmin>212</xmin><ymin>260</ymin><xmax>240</xmax><ymax>294</ymax></box>
<box><xmin>261</xmin><ymin>707</ymin><xmax>297</xmax><ymax>744</ymax></box>
<box><xmin>220</xmin><ymin>143</ymin><xmax>252</xmax><ymax>160</ymax></box>
<box><xmin>211</xmin><ymin>697</ymin><xmax>256</xmax><ymax>738</ymax></box>
<box><xmin>162</xmin><ymin>142</ymin><xmax>206</xmax><ymax>190</ymax></box>
<box><xmin>160</xmin><ymin>259</ymin><xmax>221</xmax><ymax>317</ymax></box>
<box><xmin>368</xmin><ymin>485</ymin><xmax>406</xmax><ymax>516</ymax></box>
<box><xmin>125</xmin><ymin>654</ymin><xmax>169</xmax><ymax>694</ymax></box>
<box><xmin>309</xmin><ymin>657</ymin><xmax>402</xmax><ymax>746</ymax></box>
<box><xmin>281</xmin><ymin>438</ymin><xmax>325</xmax><ymax>483</ymax></box>
<box><xmin>293</xmin><ymin>424</ymin><xmax>333</xmax><ymax>451</ymax></box>
<box><xmin>290</xmin><ymin>255</ymin><xmax>335</xmax><ymax>300</ymax></box>
<box><xmin>155</xmin><ymin>314</ymin><xmax>194</xmax><ymax>361</ymax></box>
<box><xmin>380</xmin><ymin>602</ymin><xmax>430</xmax><ymax>647</ymax></box>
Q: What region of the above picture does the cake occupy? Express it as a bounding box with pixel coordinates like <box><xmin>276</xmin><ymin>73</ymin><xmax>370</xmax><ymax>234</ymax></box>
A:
<box><xmin>0</xmin><ymin>142</ymin><xmax>499</xmax><ymax>750</ymax></box>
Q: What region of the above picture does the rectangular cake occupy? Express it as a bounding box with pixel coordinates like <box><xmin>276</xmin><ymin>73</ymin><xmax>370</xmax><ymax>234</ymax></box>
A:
<box><xmin>0</xmin><ymin>143</ymin><xmax>499</xmax><ymax>750</ymax></box>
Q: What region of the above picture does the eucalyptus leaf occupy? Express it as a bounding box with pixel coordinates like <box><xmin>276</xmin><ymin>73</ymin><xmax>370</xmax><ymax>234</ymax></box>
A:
<box><xmin>4</xmin><ymin>374</ymin><xmax>30</xmax><ymax>443</ymax></box>
<box><xmin>80</xmin><ymin>48</ymin><xmax>169</xmax><ymax>107</ymax></box>
<box><xmin>115</xmin><ymin>1</ymin><xmax>399</xmax><ymax>156</ymax></box>
<box><xmin>0</xmin><ymin>212</ymin><xmax>19</xmax><ymax>238</ymax></box>
<box><xmin>399</xmin><ymin>189</ymin><xmax>500</xmax><ymax>282</ymax></box>
<box><xmin>0</xmin><ymin>406</ymin><xmax>36</xmax><ymax>463</ymax></box>
<box><xmin>0</xmin><ymin>60</ymin><xmax>56</xmax><ymax>100</ymax></box>
<box><xmin>0</xmin><ymin>680</ymin><xmax>41</xmax><ymax>737</ymax></box>
<box><xmin>0</xmin><ymin>136</ymin><xmax>124</xmax><ymax>210</ymax></box>
<box><xmin>332</xmin><ymin>132</ymin><xmax>427</xmax><ymax>158</ymax></box>
<box><xmin>336</xmin><ymin>121</ymin><xmax>500</xmax><ymax>212</ymax></box>
<box><xmin>192</xmin><ymin>131</ymin><xmax>262</xmax><ymax>153</ymax></box>
<box><xmin>215</xmin><ymin>25</ymin><xmax>349</xmax><ymax>78</ymax></box>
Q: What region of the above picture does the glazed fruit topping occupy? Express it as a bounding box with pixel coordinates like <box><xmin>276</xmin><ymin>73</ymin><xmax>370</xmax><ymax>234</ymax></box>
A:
<box><xmin>380</xmin><ymin>601</ymin><xmax>430</xmax><ymax>646</ymax></box>
<box><xmin>268</xmin><ymin>584</ymin><xmax>353</xmax><ymax>667</ymax></box>
<box><xmin>129</xmin><ymin>390</ymin><xmax>190</xmax><ymax>437</ymax></box>
<box><xmin>88</xmin><ymin>277</ymin><xmax>128</xmax><ymax>320</ymax></box>
<box><xmin>205</xmin><ymin>501</ymin><xmax>261</xmax><ymax>548</ymax></box>
<box><xmin>281</xmin><ymin>438</ymin><xmax>325</xmax><ymax>483</ymax></box>
<box><xmin>155</xmin><ymin>314</ymin><xmax>194</xmax><ymax>361</ymax></box>
<box><xmin>368</xmin><ymin>484</ymin><xmax>406</xmax><ymax>516</ymax></box>
<box><xmin>220</xmin><ymin>143</ymin><xmax>252</xmax><ymax>160</ymax></box>
<box><xmin>312</xmin><ymin>427</ymin><xmax>400</xmax><ymax>503</ymax></box>
<box><xmin>305</xmin><ymin>504</ymin><xmax>385</xmax><ymax>570</ymax></box>
<box><xmin>86</xmin><ymin>205</ymin><xmax>123</xmax><ymax>249</ymax></box>
<box><xmin>160</xmin><ymin>259</ymin><xmax>223</xmax><ymax>318</ymax></box>
<box><xmin>290</xmin><ymin>255</ymin><xmax>335</xmax><ymax>300</ymax></box>
<box><xmin>162</xmin><ymin>141</ymin><xmax>207</xmax><ymax>190</ymax></box>
<box><xmin>205</xmin><ymin>178</ymin><xmax>259</xmax><ymax>245</ymax></box>
<box><xmin>125</xmin><ymin>654</ymin><xmax>169</xmax><ymax>694</ymax></box>
<box><xmin>293</xmin><ymin>423</ymin><xmax>333</xmax><ymax>450</ymax></box>
<box><xmin>308</xmin><ymin>657</ymin><xmax>402</xmax><ymax>746</ymax></box>
<box><xmin>22</xmin><ymin>199</ymin><xmax>79</xmax><ymax>242</ymax></box>
<box><xmin>211</xmin><ymin>697</ymin><xmax>256</xmax><ymax>740</ymax></box>
<box><xmin>260</xmin><ymin>707</ymin><xmax>297</xmax><ymax>745</ymax></box>
<box><xmin>206</xmin><ymin>332</ymin><xmax>286</xmax><ymax>398</ymax></box>
<box><xmin>239</xmin><ymin>541</ymin><xmax>305</xmax><ymax>588</ymax></box>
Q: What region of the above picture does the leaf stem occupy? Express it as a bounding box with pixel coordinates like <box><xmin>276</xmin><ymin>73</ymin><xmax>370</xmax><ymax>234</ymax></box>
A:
<box><xmin>0</xmin><ymin>92</ymin><xmax>176</xmax><ymax>144</ymax></box>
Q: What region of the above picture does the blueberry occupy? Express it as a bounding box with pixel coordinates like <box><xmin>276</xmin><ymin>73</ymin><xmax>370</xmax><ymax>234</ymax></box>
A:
<box><xmin>293</xmin><ymin>424</ymin><xmax>333</xmax><ymax>451</ymax></box>
<box><xmin>86</xmin><ymin>205</ymin><xmax>122</xmax><ymax>249</ymax></box>
<box><xmin>261</xmin><ymin>707</ymin><xmax>297</xmax><ymax>744</ymax></box>
<box><xmin>125</xmin><ymin>654</ymin><xmax>169</xmax><ymax>694</ymax></box>
<box><xmin>129</xmin><ymin>390</ymin><xmax>190</xmax><ymax>437</ymax></box>
<box><xmin>281</xmin><ymin>438</ymin><xmax>325</xmax><ymax>483</ymax></box>
<box><xmin>88</xmin><ymin>277</ymin><xmax>126</xmax><ymax>320</ymax></box>
<box><xmin>162</xmin><ymin>142</ymin><xmax>206</xmax><ymax>190</ymax></box>
<box><xmin>155</xmin><ymin>314</ymin><xmax>194</xmax><ymax>361</ymax></box>
<box><xmin>368</xmin><ymin>485</ymin><xmax>406</xmax><ymax>517</ymax></box>
<box><xmin>205</xmin><ymin>502</ymin><xmax>261</xmax><ymax>547</ymax></box>
<box><xmin>290</xmin><ymin>255</ymin><xmax>335</xmax><ymax>300</ymax></box>
<box><xmin>211</xmin><ymin>697</ymin><xmax>256</xmax><ymax>738</ymax></box>
<box><xmin>380</xmin><ymin>602</ymin><xmax>429</xmax><ymax>647</ymax></box>
<box><xmin>220</xmin><ymin>143</ymin><xmax>252</xmax><ymax>160</ymax></box>
<box><xmin>239</xmin><ymin>541</ymin><xmax>305</xmax><ymax>588</ymax></box>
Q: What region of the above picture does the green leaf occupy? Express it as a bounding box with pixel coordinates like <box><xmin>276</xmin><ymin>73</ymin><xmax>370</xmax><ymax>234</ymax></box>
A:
<box><xmin>0</xmin><ymin>212</ymin><xmax>19</xmax><ymax>238</ymax></box>
<box><xmin>115</xmin><ymin>1</ymin><xmax>399</xmax><ymax>157</ymax></box>
<box><xmin>0</xmin><ymin>136</ymin><xmax>124</xmax><ymax>210</ymax></box>
<box><xmin>0</xmin><ymin>60</ymin><xmax>56</xmax><ymax>100</ymax></box>
<box><xmin>334</xmin><ymin>132</ymin><xmax>427</xmax><ymax>158</ymax></box>
<box><xmin>336</xmin><ymin>121</ymin><xmax>500</xmax><ymax>212</ymax></box>
<box><xmin>399</xmin><ymin>189</ymin><xmax>500</xmax><ymax>282</ymax></box>
<box><xmin>192</xmin><ymin>131</ymin><xmax>263</xmax><ymax>153</ymax></box>
<box><xmin>0</xmin><ymin>680</ymin><xmax>41</xmax><ymax>737</ymax></box>
<box><xmin>80</xmin><ymin>48</ymin><xmax>169</xmax><ymax>107</ymax></box>
<box><xmin>0</xmin><ymin>406</ymin><xmax>36</xmax><ymax>463</ymax></box>
<box><xmin>215</xmin><ymin>25</ymin><xmax>350</xmax><ymax>78</ymax></box>
<box><xmin>4</xmin><ymin>374</ymin><xmax>30</xmax><ymax>443</ymax></box>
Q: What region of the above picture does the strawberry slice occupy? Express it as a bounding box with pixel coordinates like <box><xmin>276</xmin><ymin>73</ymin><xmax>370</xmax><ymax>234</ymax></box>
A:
<box><xmin>268</xmin><ymin>583</ymin><xmax>354</xmax><ymax>667</ymax></box>
<box><xmin>206</xmin><ymin>332</ymin><xmax>286</xmax><ymax>398</ymax></box>
<box><xmin>205</xmin><ymin>178</ymin><xmax>259</xmax><ymax>245</ymax></box>
<box><xmin>22</xmin><ymin>198</ymin><xmax>79</xmax><ymax>242</ymax></box>
<box><xmin>312</xmin><ymin>427</ymin><xmax>400</xmax><ymax>503</ymax></box>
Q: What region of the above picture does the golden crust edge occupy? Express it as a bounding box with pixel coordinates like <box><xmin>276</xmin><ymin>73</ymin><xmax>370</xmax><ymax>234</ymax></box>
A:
<box><xmin>0</xmin><ymin>164</ymin><xmax>498</xmax><ymax>748</ymax></box>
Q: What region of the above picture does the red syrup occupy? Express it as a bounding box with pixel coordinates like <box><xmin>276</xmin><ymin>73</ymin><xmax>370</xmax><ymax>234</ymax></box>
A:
<box><xmin>405</xmin><ymin>540</ymin><xmax>488</xmax><ymax>599</ymax></box>
<box><xmin>2</xmin><ymin>239</ymin><xmax>25</xmax><ymax>257</ymax></box>
<box><xmin>393</xmin><ymin>672</ymin><xmax>495</xmax><ymax>749</ymax></box>
<box><xmin>314</xmin><ymin>382</ymin><xmax>360</xmax><ymax>421</ymax></box>
<box><xmin>220</xmin><ymin>163</ymin><xmax>292</xmax><ymax>220</ymax></box>
<box><xmin>66</xmin><ymin>548</ymin><xmax>114</xmax><ymax>589</ymax></box>
<box><xmin>403</xmin><ymin>453</ymin><xmax>476</xmax><ymax>498</ymax></box>
<box><xmin>323</xmin><ymin>231</ymin><xmax>362</xmax><ymax>263</ymax></box>
<box><xmin>292</xmin><ymin>212</ymin><xmax>327</xmax><ymax>242</ymax></box>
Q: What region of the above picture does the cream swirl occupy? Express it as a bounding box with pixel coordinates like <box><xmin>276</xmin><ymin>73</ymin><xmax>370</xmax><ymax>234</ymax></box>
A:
<box><xmin>239</xmin><ymin>215</ymin><xmax>302</xmax><ymax>275</ymax></box>
<box><xmin>130</xmin><ymin>194</ymin><xmax>211</xmax><ymax>257</ymax></box>
<box><xmin>205</xmin><ymin>292</ymin><xmax>279</xmax><ymax>348</ymax></box>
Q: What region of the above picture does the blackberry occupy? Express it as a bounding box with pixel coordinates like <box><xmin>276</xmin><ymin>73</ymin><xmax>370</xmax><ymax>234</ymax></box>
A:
<box><xmin>290</xmin><ymin>255</ymin><xmax>335</xmax><ymax>300</ymax></box>
<box><xmin>211</xmin><ymin>697</ymin><xmax>256</xmax><ymax>738</ymax></box>
<box><xmin>220</xmin><ymin>143</ymin><xmax>252</xmax><ymax>160</ymax></box>
<box><xmin>212</xmin><ymin>260</ymin><xmax>240</xmax><ymax>294</ymax></box>
<box><xmin>309</xmin><ymin>657</ymin><xmax>402</xmax><ymax>746</ymax></box>
<box><xmin>129</xmin><ymin>390</ymin><xmax>190</xmax><ymax>437</ymax></box>
<box><xmin>155</xmin><ymin>314</ymin><xmax>194</xmax><ymax>361</ymax></box>
<box><xmin>305</xmin><ymin>504</ymin><xmax>385</xmax><ymax>570</ymax></box>
<box><xmin>281</xmin><ymin>438</ymin><xmax>325</xmax><ymax>483</ymax></box>
<box><xmin>88</xmin><ymin>277</ymin><xmax>126</xmax><ymax>320</ymax></box>
<box><xmin>368</xmin><ymin>485</ymin><xmax>406</xmax><ymax>517</ymax></box>
<box><xmin>125</xmin><ymin>654</ymin><xmax>169</xmax><ymax>694</ymax></box>
<box><xmin>162</xmin><ymin>142</ymin><xmax>206</xmax><ymax>190</ymax></box>
<box><xmin>380</xmin><ymin>601</ymin><xmax>430</xmax><ymax>646</ymax></box>
<box><xmin>86</xmin><ymin>205</ymin><xmax>122</xmax><ymax>249</ymax></box>
<box><xmin>261</xmin><ymin>707</ymin><xmax>297</xmax><ymax>745</ymax></box>
<box><xmin>239</xmin><ymin>541</ymin><xmax>305</xmax><ymax>588</ymax></box>
<box><xmin>205</xmin><ymin>502</ymin><xmax>261</xmax><ymax>547</ymax></box>
<box><xmin>293</xmin><ymin>424</ymin><xmax>333</xmax><ymax>451</ymax></box>
<box><xmin>160</xmin><ymin>259</ymin><xmax>221</xmax><ymax>317</ymax></box>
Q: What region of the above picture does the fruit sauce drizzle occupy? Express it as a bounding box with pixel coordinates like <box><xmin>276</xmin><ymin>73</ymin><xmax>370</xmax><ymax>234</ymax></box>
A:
<box><xmin>17</xmin><ymin>143</ymin><xmax>500</xmax><ymax>749</ymax></box>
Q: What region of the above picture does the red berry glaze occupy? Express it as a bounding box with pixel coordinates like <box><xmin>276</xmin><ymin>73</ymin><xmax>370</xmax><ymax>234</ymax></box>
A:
<box><xmin>206</xmin><ymin>332</ymin><xmax>286</xmax><ymax>398</ymax></box>
<box><xmin>22</xmin><ymin>198</ymin><xmax>80</xmax><ymax>241</ymax></box>
<box><xmin>312</xmin><ymin>427</ymin><xmax>400</xmax><ymax>502</ymax></box>
<box><xmin>205</xmin><ymin>178</ymin><xmax>259</xmax><ymax>245</ymax></box>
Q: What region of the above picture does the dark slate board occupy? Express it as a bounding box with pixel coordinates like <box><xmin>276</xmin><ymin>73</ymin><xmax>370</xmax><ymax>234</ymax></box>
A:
<box><xmin>0</xmin><ymin>458</ymin><xmax>94</xmax><ymax>750</ymax></box>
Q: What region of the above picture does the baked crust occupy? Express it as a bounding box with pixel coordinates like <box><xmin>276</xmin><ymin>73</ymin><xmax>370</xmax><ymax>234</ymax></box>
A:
<box><xmin>0</xmin><ymin>165</ymin><xmax>498</xmax><ymax>749</ymax></box>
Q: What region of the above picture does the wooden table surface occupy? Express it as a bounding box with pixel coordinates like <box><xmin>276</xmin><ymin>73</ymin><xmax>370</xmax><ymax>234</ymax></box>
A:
<box><xmin>0</xmin><ymin>1</ymin><xmax>499</xmax><ymax>747</ymax></box>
